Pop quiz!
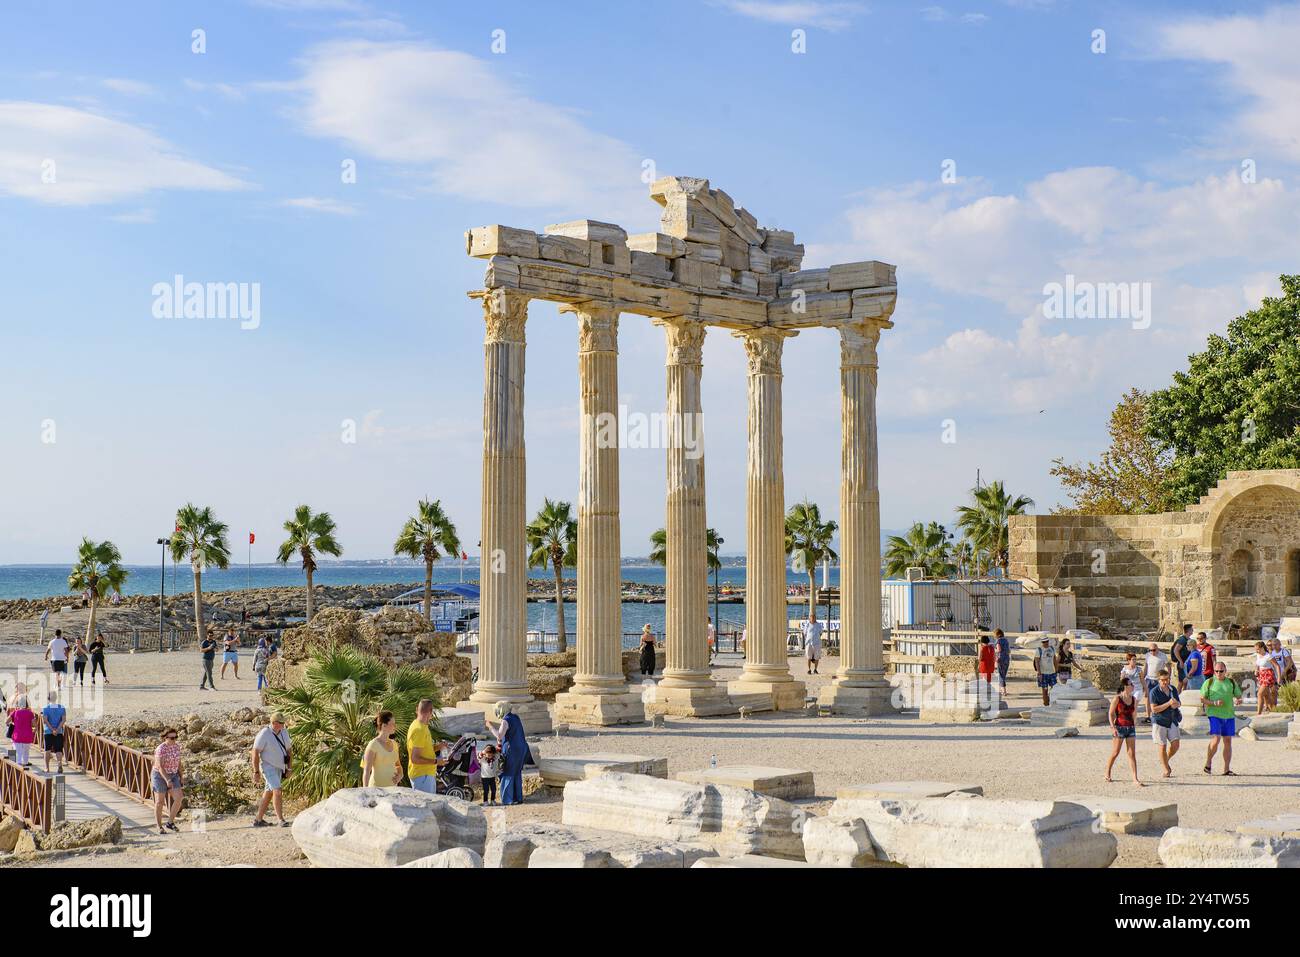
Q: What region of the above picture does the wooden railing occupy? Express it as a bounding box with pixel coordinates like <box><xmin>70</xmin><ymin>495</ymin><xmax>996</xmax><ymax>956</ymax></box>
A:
<box><xmin>63</xmin><ymin>726</ymin><xmax>152</xmax><ymax>805</ymax></box>
<box><xmin>0</xmin><ymin>756</ymin><xmax>55</xmax><ymax>832</ymax></box>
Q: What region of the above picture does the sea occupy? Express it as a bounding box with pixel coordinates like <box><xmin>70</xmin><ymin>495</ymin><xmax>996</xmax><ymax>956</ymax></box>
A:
<box><xmin>0</xmin><ymin>562</ymin><xmax>842</xmax><ymax>643</ymax></box>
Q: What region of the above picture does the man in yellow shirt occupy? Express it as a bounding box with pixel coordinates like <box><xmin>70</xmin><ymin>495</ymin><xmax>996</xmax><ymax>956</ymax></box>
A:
<box><xmin>407</xmin><ymin>698</ymin><xmax>441</xmax><ymax>794</ymax></box>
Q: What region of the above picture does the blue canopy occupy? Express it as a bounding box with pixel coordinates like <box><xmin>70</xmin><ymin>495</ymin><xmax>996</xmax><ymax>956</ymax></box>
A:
<box><xmin>437</xmin><ymin>584</ymin><xmax>480</xmax><ymax>599</ymax></box>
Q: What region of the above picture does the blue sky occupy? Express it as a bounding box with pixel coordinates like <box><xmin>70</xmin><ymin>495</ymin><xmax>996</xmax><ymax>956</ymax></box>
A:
<box><xmin>2</xmin><ymin>0</ymin><xmax>1299</xmax><ymax>564</ymax></box>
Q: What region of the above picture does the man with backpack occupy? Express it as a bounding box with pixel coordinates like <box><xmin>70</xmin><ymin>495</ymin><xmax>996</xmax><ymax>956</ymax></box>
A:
<box><xmin>41</xmin><ymin>691</ymin><xmax>67</xmax><ymax>774</ymax></box>
<box><xmin>1201</xmin><ymin>662</ymin><xmax>1242</xmax><ymax>776</ymax></box>
<box><xmin>1170</xmin><ymin>625</ymin><xmax>1193</xmax><ymax>690</ymax></box>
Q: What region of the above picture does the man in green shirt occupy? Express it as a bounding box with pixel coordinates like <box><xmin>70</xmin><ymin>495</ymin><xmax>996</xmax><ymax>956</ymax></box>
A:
<box><xmin>1202</xmin><ymin>664</ymin><xmax>1242</xmax><ymax>776</ymax></box>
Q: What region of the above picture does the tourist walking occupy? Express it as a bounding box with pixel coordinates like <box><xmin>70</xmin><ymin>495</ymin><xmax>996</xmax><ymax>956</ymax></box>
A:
<box><xmin>7</xmin><ymin>695</ymin><xmax>36</xmax><ymax>768</ymax></box>
<box><xmin>1144</xmin><ymin>642</ymin><xmax>1167</xmax><ymax>698</ymax></box>
<box><xmin>1202</xmin><ymin>662</ymin><xmax>1242</xmax><ymax>776</ymax></box>
<box><xmin>1104</xmin><ymin>678</ymin><xmax>1142</xmax><ymax>786</ymax></box>
<box><xmin>361</xmin><ymin>710</ymin><xmax>403</xmax><ymax>788</ymax></box>
<box><xmin>1253</xmin><ymin>640</ymin><xmax>1280</xmax><ymax>714</ymax></box>
<box><xmin>89</xmin><ymin>630</ymin><xmax>108</xmax><ymax>683</ymax></box>
<box><xmin>406</xmin><ymin>698</ymin><xmax>441</xmax><ymax>795</ymax></box>
<box><xmin>151</xmin><ymin>728</ymin><xmax>183</xmax><ymax>835</ymax></box>
<box><xmin>253</xmin><ymin>637</ymin><xmax>271</xmax><ymax>691</ymax></box>
<box><xmin>1269</xmin><ymin>634</ymin><xmax>1295</xmax><ymax>685</ymax></box>
<box><xmin>478</xmin><ymin>743</ymin><xmax>501</xmax><ymax>805</ymax></box>
<box><xmin>1199</xmin><ymin>632</ymin><xmax>1218</xmax><ymax>679</ymax></box>
<box><xmin>1033</xmin><ymin>636</ymin><xmax>1057</xmax><ymax>705</ymax></box>
<box><xmin>977</xmin><ymin>635</ymin><xmax>996</xmax><ymax>688</ymax></box>
<box><xmin>994</xmin><ymin>628</ymin><xmax>1011</xmax><ymax>695</ymax></box>
<box><xmin>1148</xmin><ymin>670</ymin><xmax>1182</xmax><ymax>778</ymax></box>
<box><xmin>252</xmin><ymin>712</ymin><xmax>292</xmax><ymax>827</ymax></box>
<box><xmin>639</xmin><ymin>624</ymin><xmax>657</xmax><ymax>677</ymax></box>
<box><xmin>493</xmin><ymin>701</ymin><xmax>533</xmax><ymax>806</ymax></box>
<box><xmin>199</xmin><ymin>631</ymin><xmax>217</xmax><ymax>690</ymax></box>
<box><xmin>1054</xmin><ymin>636</ymin><xmax>1075</xmax><ymax>685</ymax></box>
<box><xmin>41</xmin><ymin>692</ymin><xmax>67</xmax><ymax>774</ymax></box>
<box><xmin>707</xmin><ymin>615</ymin><xmax>716</xmax><ymax>662</ymax></box>
<box><xmin>801</xmin><ymin>612</ymin><xmax>824</xmax><ymax>676</ymax></box>
<box><xmin>1184</xmin><ymin>637</ymin><xmax>1206</xmax><ymax>691</ymax></box>
<box><xmin>1120</xmin><ymin>652</ymin><xmax>1148</xmax><ymax>723</ymax></box>
<box><xmin>45</xmin><ymin>629</ymin><xmax>70</xmax><ymax>690</ymax></box>
<box><xmin>1171</xmin><ymin>625</ymin><xmax>1193</xmax><ymax>690</ymax></box>
<box><xmin>221</xmin><ymin>628</ymin><xmax>241</xmax><ymax>680</ymax></box>
<box><xmin>71</xmin><ymin>636</ymin><xmax>89</xmax><ymax>685</ymax></box>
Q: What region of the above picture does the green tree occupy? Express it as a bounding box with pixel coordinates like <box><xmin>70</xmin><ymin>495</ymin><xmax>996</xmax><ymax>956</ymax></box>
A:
<box><xmin>67</xmin><ymin>538</ymin><xmax>129</xmax><ymax>643</ymax></box>
<box><xmin>785</xmin><ymin>500</ymin><xmax>838</xmax><ymax>617</ymax></box>
<box><xmin>393</xmin><ymin>499</ymin><xmax>462</xmax><ymax>621</ymax></box>
<box><xmin>884</xmin><ymin>522</ymin><xmax>956</xmax><ymax>578</ymax></box>
<box><xmin>1146</xmin><ymin>276</ymin><xmax>1300</xmax><ymax>508</ymax></box>
<box><xmin>954</xmin><ymin>481</ymin><xmax>1034</xmax><ymax>575</ymax></box>
<box><xmin>169</xmin><ymin>504</ymin><xmax>231</xmax><ymax>647</ymax></box>
<box><xmin>1051</xmin><ymin>388</ymin><xmax>1175</xmax><ymax>514</ymax></box>
<box><xmin>277</xmin><ymin>505</ymin><xmax>342</xmax><ymax>623</ymax></box>
<box><xmin>648</xmin><ymin>527</ymin><xmax>723</xmax><ymax>572</ymax></box>
<box><xmin>527</xmin><ymin>499</ymin><xmax>577</xmax><ymax>653</ymax></box>
<box><xmin>266</xmin><ymin>643</ymin><xmax>441</xmax><ymax>803</ymax></box>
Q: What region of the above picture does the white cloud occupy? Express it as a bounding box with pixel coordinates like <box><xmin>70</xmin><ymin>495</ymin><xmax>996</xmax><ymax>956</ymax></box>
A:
<box><xmin>101</xmin><ymin>78</ymin><xmax>156</xmax><ymax>96</ymax></box>
<box><xmin>280</xmin><ymin>195</ymin><xmax>357</xmax><ymax>215</ymax></box>
<box><xmin>184</xmin><ymin>78</ymin><xmax>246</xmax><ymax>100</ymax></box>
<box><xmin>1157</xmin><ymin>6</ymin><xmax>1300</xmax><ymax>162</ymax></box>
<box><xmin>717</xmin><ymin>1</ymin><xmax>867</xmax><ymax>31</ymax></box>
<box><xmin>0</xmin><ymin>101</ymin><xmax>250</xmax><ymax>205</ymax></box>
<box><xmin>289</xmin><ymin>41</ymin><xmax>650</xmax><ymax>222</ymax></box>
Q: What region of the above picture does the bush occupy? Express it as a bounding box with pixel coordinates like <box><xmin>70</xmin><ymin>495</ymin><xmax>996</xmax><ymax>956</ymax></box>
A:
<box><xmin>1277</xmin><ymin>682</ymin><xmax>1300</xmax><ymax>714</ymax></box>
<box><xmin>189</xmin><ymin>760</ymin><xmax>255</xmax><ymax>814</ymax></box>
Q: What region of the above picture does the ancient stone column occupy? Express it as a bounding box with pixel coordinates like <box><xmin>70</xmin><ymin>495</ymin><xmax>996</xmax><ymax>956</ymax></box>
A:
<box><xmin>651</xmin><ymin>318</ymin><xmax>732</xmax><ymax>716</ymax></box>
<box><xmin>554</xmin><ymin>302</ymin><xmax>645</xmax><ymax>725</ymax></box>
<box><xmin>818</xmin><ymin>320</ymin><xmax>892</xmax><ymax>715</ymax></box>
<box><xmin>728</xmin><ymin>327</ymin><xmax>805</xmax><ymax>710</ymax></box>
<box><xmin>463</xmin><ymin>289</ymin><xmax>551</xmax><ymax>731</ymax></box>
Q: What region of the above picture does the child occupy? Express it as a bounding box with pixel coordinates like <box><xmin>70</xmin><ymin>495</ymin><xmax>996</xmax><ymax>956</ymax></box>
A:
<box><xmin>479</xmin><ymin>744</ymin><xmax>501</xmax><ymax>805</ymax></box>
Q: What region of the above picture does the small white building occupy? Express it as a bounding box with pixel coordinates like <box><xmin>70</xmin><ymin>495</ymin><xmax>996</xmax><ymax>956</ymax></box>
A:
<box><xmin>881</xmin><ymin>576</ymin><xmax>1075</xmax><ymax>633</ymax></box>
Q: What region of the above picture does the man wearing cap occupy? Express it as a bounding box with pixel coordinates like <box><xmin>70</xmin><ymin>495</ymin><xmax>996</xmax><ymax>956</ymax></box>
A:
<box><xmin>252</xmin><ymin>712</ymin><xmax>292</xmax><ymax>827</ymax></box>
<box><xmin>1032</xmin><ymin>636</ymin><xmax>1057</xmax><ymax>705</ymax></box>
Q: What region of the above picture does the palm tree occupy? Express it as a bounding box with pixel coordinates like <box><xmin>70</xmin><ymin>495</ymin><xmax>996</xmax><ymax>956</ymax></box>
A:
<box><xmin>527</xmin><ymin>499</ymin><xmax>577</xmax><ymax>653</ymax></box>
<box><xmin>266</xmin><ymin>643</ymin><xmax>441</xmax><ymax>803</ymax></box>
<box><xmin>67</xmin><ymin>538</ymin><xmax>129</xmax><ymax>643</ymax></box>
<box><xmin>785</xmin><ymin>500</ymin><xmax>838</xmax><ymax>617</ymax></box>
<box><xmin>883</xmin><ymin>522</ymin><xmax>957</xmax><ymax>578</ymax></box>
<box><xmin>648</xmin><ymin>527</ymin><xmax>723</xmax><ymax>572</ymax></box>
<box><xmin>393</xmin><ymin>499</ymin><xmax>461</xmax><ymax>620</ymax></box>
<box><xmin>169</xmin><ymin>504</ymin><xmax>231</xmax><ymax>647</ymax></box>
<box><xmin>954</xmin><ymin>480</ymin><xmax>1035</xmax><ymax>574</ymax></box>
<box><xmin>277</xmin><ymin>505</ymin><xmax>342</xmax><ymax>622</ymax></box>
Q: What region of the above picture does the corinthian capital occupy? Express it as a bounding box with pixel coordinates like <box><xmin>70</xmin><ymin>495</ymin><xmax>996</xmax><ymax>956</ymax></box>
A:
<box><xmin>735</xmin><ymin>327</ymin><xmax>796</xmax><ymax>376</ymax></box>
<box><xmin>839</xmin><ymin>321</ymin><xmax>881</xmax><ymax>369</ymax></box>
<box><xmin>564</xmin><ymin>301</ymin><xmax>619</xmax><ymax>354</ymax></box>
<box><xmin>479</xmin><ymin>288</ymin><xmax>529</xmax><ymax>344</ymax></box>
<box><xmin>656</xmin><ymin>317</ymin><xmax>706</xmax><ymax>365</ymax></box>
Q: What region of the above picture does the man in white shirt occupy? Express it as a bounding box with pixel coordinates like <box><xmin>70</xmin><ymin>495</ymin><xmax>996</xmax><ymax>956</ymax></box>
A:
<box><xmin>1144</xmin><ymin>642</ymin><xmax>1168</xmax><ymax>698</ymax></box>
<box><xmin>252</xmin><ymin>712</ymin><xmax>292</xmax><ymax>828</ymax></box>
<box><xmin>45</xmin><ymin>629</ymin><xmax>70</xmax><ymax>690</ymax></box>
<box><xmin>801</xmin><ymin>612</ymin><xmax>825</xmax><ymax>675</ymax></box>
<box><xmin>1032</xmin><ymin>636</ymin><xmax>1058</xmax><ymax>705</ymax></box>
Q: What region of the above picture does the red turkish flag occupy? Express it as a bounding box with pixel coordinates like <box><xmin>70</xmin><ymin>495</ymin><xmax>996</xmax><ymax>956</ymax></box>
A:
<box><xmin>461</xmin><ymin>551</ymin><xmax>467</xmax><ymax>560</ymax></box>
<box><xmin>249</xmin><ymin>532</ymin><xmax>255</xmax><ymax>544</ymax></box>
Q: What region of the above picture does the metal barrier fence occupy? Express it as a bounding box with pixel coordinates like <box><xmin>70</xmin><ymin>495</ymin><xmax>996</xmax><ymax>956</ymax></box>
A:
<box><xmin>0</xmin><ymin>755</ymin><xmax>55</xmax><ymax>832</ymax></box>
<box><xmin>76</xmin><ymin>627</ymin><xmax>280</xmax><ymax>654</ymax></box>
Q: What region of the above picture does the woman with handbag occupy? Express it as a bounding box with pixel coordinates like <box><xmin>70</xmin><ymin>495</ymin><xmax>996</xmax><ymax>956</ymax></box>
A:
<box><xmin>492</xmin><ymin>701</ymin><xmax>533</xmax><ymax>806</ymax></box>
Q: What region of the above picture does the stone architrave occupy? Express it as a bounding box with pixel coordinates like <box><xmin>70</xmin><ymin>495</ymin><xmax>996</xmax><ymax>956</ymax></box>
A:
<box><xmin>651</xmin><ymin>318</ymin><xmax>734</xmax><ymax>717</ymax></box>
<box><xmin>727</xmin><ymin>327</ymin><xmax>805</xmax><ymax>711</ymax></box>
<box><xmin>819</xmin><ymin>320</ymin><xmax>893</xmax><ymax>715</ymax></box>
<box><xmin>554</xmin><ymin>302</ymin><xmax>645</xmax><ymax>726</ymax></box>
<box><xmin>1159</xmin><ymin>827</ymin><xmax>1300</xmax><ymax>868</ymax></box>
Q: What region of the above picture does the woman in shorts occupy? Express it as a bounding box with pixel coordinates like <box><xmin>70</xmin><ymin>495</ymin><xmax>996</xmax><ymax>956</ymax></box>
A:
<box><xmin>151</xmin><ymin>728</ymin><xmax>184</xmax><ymax>835</ymax></box>
<box><xmin>1105</xmin><ymin>677</ymin><xmax>1142</xmax><ymax>786</ymax></box>
<box><xmin>1254</xmin><ymin>640</ymin><xmax>1280</xmax><ymax>714</ymax></box>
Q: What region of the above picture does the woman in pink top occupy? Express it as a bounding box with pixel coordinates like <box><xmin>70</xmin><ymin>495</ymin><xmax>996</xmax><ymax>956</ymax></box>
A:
<box><xmin>151</xmin><ymin>728</ymin><xmax>184</xmax><ymax>835</ymax></box>
<box><xmin>8</xmin><ymin>696</ymin><xmax>37</xmax><ymax>767</ymax></box>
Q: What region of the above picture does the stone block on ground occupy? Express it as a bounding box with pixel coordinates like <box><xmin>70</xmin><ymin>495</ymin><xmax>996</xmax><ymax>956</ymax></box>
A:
<box><xmin>402</xmin><ymin>847</ymin><xmax>484</xmax><ymax>868</ymax></box>
<box><xmin>435</xmin><ymin>707</ymin><xmax>487</xmax><ymax>738</ymax></box>
<box><xmin>292</xmin><ymin>788</ymin><xmax>486</xmax><ymax>867</ymax></box>
<box><xmin>1158</xmin><ymin>827</ymin><xmax>1300</xmax><ymax>868</ymax></box>
<box><xmin>918</xmin><ymin>706</ymin><xmax>982</xmax><ymax>723</ymax></box>
<box><xmin>828</xmin><ymin>796</ymin><xmax>1116</xmax><ymax>868</ymax></box>
<box><xmin>1030</xmin><ymin>679</ymin><xmax>1109</xmax><ymax>728</ymax></box>
<box><xmin>1248</xmin><ymin>713</ymin><xmax>1291</xmax><ymax>736</ymax></box>
<box><xmin>483</xmin><ymin>821</ymin><xmax>715</xmax><ymax>869</ymax></box>
<box><xmin>836</xmin><ymin>781</ymin><xmax>983</xmax><ymax>801</ymax></box>
<box><xmin>1057</xmin><ymin>795</ymin><xmax>1178</xmax><ymax>834</ymax></box>
<box><xmin>691</xmin><ymin>855</ymin><xmax>816</xmax><ymax>868</ymax></box>
<box><xmin>675</xmin><ymin>766</ymin><xmax>814</xmax><ymax>800</ymax></box>
<box><xmin>536</xmin><ymin>753</ymin><xmax>669</xmax><ymax>787</ymax></box>
<box><xmin>802</xmin><ymin>816</ymin><xmax>892</xmax><ymax>868</ymax></box>
<box><xmin>562</xmin><ymin>772</ymin><xmax>806</xmax><ymax>860</ymax></box>
<box><xmin>1237</xmin><ymin>814</ymin><xmax>1300</xmax><ymax>840</ymax></box>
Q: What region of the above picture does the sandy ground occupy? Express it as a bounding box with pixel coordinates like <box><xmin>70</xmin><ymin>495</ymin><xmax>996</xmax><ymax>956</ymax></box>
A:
<box><xmin>2</xmin><ymin>644</ymin><xmax>1297</xmax><ymax>868</ymax></box>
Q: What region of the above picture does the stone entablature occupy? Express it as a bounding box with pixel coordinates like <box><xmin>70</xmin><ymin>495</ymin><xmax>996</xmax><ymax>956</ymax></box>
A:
<box><xmin>1010</xmin><ymin>470</ymin><xmax>1300</xmax><ymax>637</ymax></box>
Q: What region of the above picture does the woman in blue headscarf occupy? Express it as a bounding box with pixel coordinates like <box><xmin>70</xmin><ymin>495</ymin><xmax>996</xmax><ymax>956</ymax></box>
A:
<box><xmin>493</xmin><ymin>701</ymin><xmax>532</xmax><ymax>805</ymax></box>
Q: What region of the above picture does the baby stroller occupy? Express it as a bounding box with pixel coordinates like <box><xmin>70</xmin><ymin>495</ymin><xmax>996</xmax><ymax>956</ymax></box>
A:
<box><xmin>436</xmin><ymin>733</ymin><xmax>480</xmax><ymax>800</ymax></box>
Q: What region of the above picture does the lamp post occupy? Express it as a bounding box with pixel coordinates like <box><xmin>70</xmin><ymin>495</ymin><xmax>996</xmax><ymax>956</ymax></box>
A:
<box><xmin>156</xmin><ymin>538</ymin><xmax>168</xmax><ymax>652</ymax></box>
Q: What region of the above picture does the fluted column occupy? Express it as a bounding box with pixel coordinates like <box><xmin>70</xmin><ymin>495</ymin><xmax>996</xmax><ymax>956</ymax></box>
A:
<box><xmin>729</xmin><ymin>328</ymin><xmax>805</xmax><ymax>709</ymax></box>
<box><xmin>819</xmin><ymin>319</ymin><xmax>891</xmax><ymax>714</ymax></box>
<box><xmin>470</xmin><ymin>288</ymin><xmax>532</xmax><ymax>704</ymax></box>
<box><xmin>569</xmin><ymin>302</ymin><xmax>627</xmax><ymax>695</ymax></box>
<box><xmin>657</xmin><ymin>318</ymin><xmax>713</xmax><ymax>691</ymax></box>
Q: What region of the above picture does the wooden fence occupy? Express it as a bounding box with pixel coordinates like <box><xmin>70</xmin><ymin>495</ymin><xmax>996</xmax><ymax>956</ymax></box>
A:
<box><xmin>0</xmin><ymin>756</ymin><xmax>55</xmax><ymax>832</ymax></box>
<box><xmin>63</xmin><ymin>726</ymin><xmax>152</xmax><ymax>805</ymax></box>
